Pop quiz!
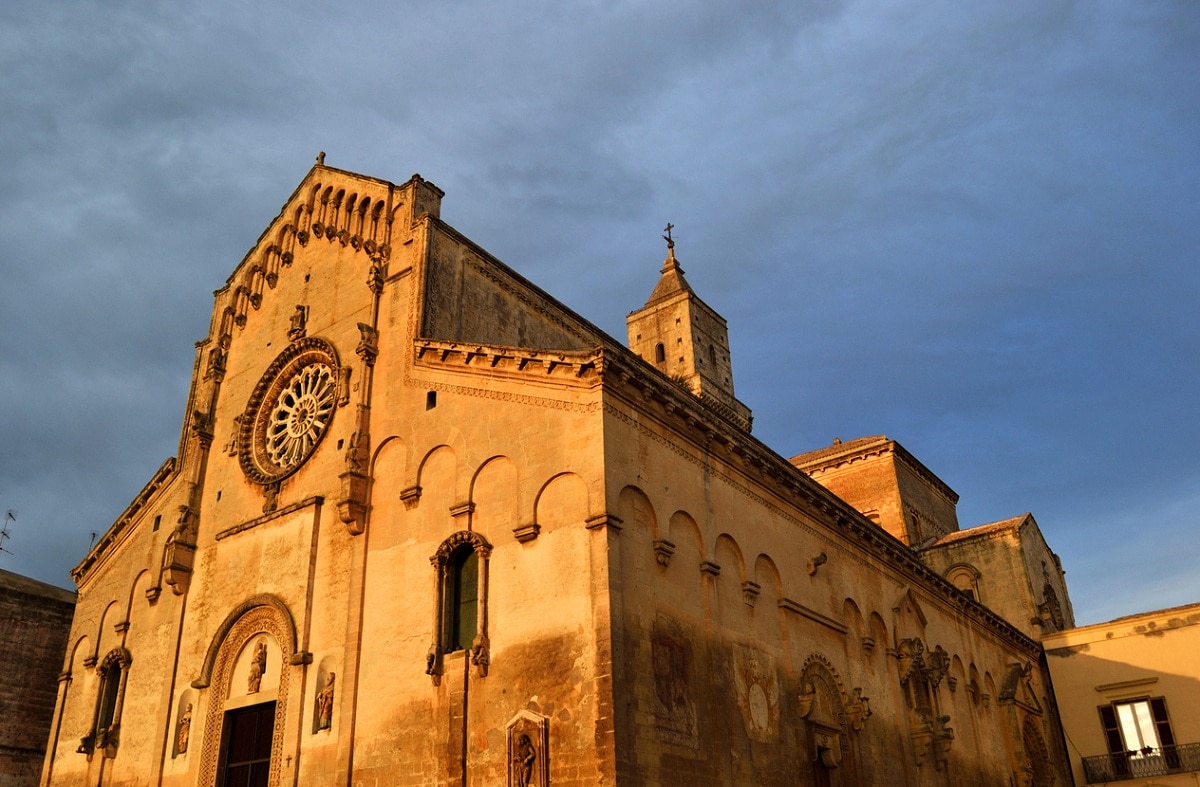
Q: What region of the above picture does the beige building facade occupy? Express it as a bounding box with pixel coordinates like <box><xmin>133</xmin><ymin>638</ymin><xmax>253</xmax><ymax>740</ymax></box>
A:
<box><xmin>45</xmin><ymin>161</ymin><xmax>1074</xmax><ymax>786</ymax></box>
<box><xmin>1043</xmin><ymin>603</ymin><xmax>1200</xmax><ymax>786</ymax></box>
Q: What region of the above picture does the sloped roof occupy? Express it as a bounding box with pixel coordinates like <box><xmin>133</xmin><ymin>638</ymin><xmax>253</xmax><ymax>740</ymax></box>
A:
<box><xmin>789</xmin><ymin>435</ymin><xmax>890</xmax><ymax>468</ymax></box>
<box><xmin>925</xmin><ymin>514</ymin><xmax>1030</xmax><ymax>547</ymax></box>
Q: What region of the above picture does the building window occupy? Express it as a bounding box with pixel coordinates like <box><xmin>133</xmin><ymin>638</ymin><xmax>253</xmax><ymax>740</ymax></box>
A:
<box><xmin>945</xmin><ymin>565</ymin><xmax>981</xmax><ymax>603</ymax></box>
<box><xmin>427</xmin><ymin>531</ymin><xmax>492</xmax><ymax>683</ymax></box>
<box><xmin>654</xmin><ymin>343</ymin><xmax>665</xmax><ymax>363</ymax></box>
<box><xmin>79</xmin><ymin>648</ymin><xmax>132</xmax><ymax>760</ymax></box>
<box><xmin>446</xmin><ymin>546</ymin><xmax>479</xmax><ymax>652</ymax></box>
<box><xmin>1099</xmin><ymin>698</ymin><xmax>1179</xmax><ymax>775</ymax></box>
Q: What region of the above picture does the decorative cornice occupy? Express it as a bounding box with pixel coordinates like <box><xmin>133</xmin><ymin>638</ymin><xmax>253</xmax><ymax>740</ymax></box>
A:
<box><xmin>72</xmin><ymin>458</ymin><xmax>178</xmax><ymax>584</ymax></box>
<box><xmin>414</xmin><ymin>339</ymin><xmax>603</xmax><ymax>387</ymax></box>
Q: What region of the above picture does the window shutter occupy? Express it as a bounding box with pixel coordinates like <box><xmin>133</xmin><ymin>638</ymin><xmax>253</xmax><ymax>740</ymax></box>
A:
<box><xmin>1150</xmin><ymin>697</ymin><xmax>1175</xmax><ymax>747</ymax></box>
<box><xmin>1098</xmin><ymin>705</ymin><xmax>1123</xmax><ymax>754</ymax></box>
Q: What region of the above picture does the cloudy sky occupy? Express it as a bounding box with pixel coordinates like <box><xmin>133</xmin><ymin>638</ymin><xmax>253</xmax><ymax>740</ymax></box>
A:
<box><xmin>2</xmin><ymin>1</ymin><xmax>1196</xmax><ymax>624</ymax></box>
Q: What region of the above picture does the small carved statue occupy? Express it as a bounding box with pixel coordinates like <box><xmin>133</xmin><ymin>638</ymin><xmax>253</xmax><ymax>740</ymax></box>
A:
<box><xmin>248</xmin><ymin>640</ymin><xmax>267</xmax><ymax>693</ymax></box>
<box><xmin>345</xmin><ymin>431</ymin><xmax>365</xmax><ymax>472</ymax></box>
<box><xmin>316</xmin><ymin>673</ymin><xmax>335</xmax><ymax>730</ymax></box>
<box><xmin>288</xmin><ymin>305</ymin><xmax>308</xmax><ymax>341</ymax></box>
<box><xmin>177</xmin><ymin>703</ymin><xmax>192</xmax><ymax>754</ymax></box>
<box><xmin>513</xmin><ymin>733</ymin><xmax>536</xmax><ymax>787</ymax></box>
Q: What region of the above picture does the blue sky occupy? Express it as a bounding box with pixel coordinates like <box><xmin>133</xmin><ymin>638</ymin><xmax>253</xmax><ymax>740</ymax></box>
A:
<box><xmin>1</xmin><ymin>0</ymin><xmax>1197</xmax><ymax>624</ymax></box>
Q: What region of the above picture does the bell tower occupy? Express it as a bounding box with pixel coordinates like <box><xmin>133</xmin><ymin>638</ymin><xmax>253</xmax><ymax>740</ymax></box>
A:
<box><xmin>626</xmin><ymin>226</ymin><xmax>752</xmax><ymax>430</ymax></box>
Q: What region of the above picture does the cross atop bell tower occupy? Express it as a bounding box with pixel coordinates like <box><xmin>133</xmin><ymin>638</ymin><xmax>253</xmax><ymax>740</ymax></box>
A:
<box><xmin>626</xmin><ymin>227</ymin><xmax>752</xmax><ymax>430</ymax></box>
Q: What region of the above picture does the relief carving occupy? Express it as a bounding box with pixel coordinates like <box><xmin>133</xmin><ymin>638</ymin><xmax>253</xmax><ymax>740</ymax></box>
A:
<box><xmin>506</xmin><ymin>710</ymin><xmax>549</xmax><ymax>787</ymax></box>
<box><xmin>734</xmin><ymin>645</ymin><xmax>779</xmax><ymax>742</ymax></box>
<box><xmin>897</xmin><ymin>638</ymin><xmax>954</xmax><ymax>769</ymax></box>
<box><xmin>651</xmin><ymin>619</ymin><xmax>698</xmax><ymax>748</ymax></box>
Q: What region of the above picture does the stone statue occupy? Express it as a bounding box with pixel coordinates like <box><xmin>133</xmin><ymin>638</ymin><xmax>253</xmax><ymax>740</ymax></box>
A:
<box><xmin>248</xmin><ymin>641</ymin><xmax>267</xmax><ymax>693</ymax></box>
<box><xmin>316</xmin><ymin>672</ymin><xmax>335</xmax><ymax>730</ymax></box>
<box><xmin>513</xmin><ymin>733</ymin><xmax>536</xmax><ymax>787</ymax></box>
<box><xmin>177</xmin><ymin>704</ymin><xmax>192</xmax><ymax>754</ymax></box>
<box><xmin>288</xmin><ymin>305</ymin><xmax>307</xmax><ymax>341</ymax></box>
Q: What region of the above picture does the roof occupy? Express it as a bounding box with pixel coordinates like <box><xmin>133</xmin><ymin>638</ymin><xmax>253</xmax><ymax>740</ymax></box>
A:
<box><xmin>643</xmin><ymin>253</ymin><xmax>695</xmax><ymax>306</ymax></box>
<box><xmin>925</xmin><ymin>514</ymin><xmax>1030</xmax><ymax>548</ymax></box>
<box><xmin>789</xmin><ymin>435</ymin><xmax>890</xmax><ymax>468</ymax></box>
<box><xmin>0</xmin><ymin>567</ymin><xmax>76</xmax><ymax>604</ymax></box>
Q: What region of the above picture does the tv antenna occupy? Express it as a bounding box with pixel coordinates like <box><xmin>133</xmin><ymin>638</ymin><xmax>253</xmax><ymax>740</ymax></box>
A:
<box><xmin>0</xmin><ymin>511</ymin><xmax>14</xmax><ymax>560</ymax></box>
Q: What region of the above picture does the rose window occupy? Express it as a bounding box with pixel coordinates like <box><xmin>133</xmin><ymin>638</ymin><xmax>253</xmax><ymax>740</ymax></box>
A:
<box><xmin>239</xmin><ymin>339</ymin><xmax>340</xmax><ymax>484</ymax></box>
<box><xmin>264</xmin><ymin>363</ymin><xmax>335</xmax><ymax>469</ymax></box>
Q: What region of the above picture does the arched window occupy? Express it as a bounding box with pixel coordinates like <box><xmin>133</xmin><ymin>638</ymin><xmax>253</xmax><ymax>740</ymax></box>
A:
<box><xmin>79</xmin><ymin>648</ymin><xmax>132</xmax><ymax>760</ymax></box>
<box><xmin>428</xmin><ymin>531</ymin><xmax>492</xmax><ymax>684</ymax></box>
<box><xmin>447</xmin><ymin>546</ymin><xmax>479</xmax><ymax>652</ymax></box>
<box><xmin>946</xmin><ymin>564</ymin><xmax>981</xmax><ymax>602</ymax></box>
<box><xmin>654</xmin><ymin>343</ymin><xmax>666</xmax><ymax>363</ymax></box>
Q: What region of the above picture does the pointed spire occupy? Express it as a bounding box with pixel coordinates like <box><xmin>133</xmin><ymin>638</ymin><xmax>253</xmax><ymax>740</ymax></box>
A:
<box><xmin>646</xmin><ymin>223</ymin><xmax>693</xmax><ymax>305</ymax></box>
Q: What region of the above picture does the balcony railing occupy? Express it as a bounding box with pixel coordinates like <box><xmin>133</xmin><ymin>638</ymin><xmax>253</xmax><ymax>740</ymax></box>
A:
<box><xmin>1083</xmin><ymin>743</ymin><xmax>1200</xmax><ymax>783</ymax></box>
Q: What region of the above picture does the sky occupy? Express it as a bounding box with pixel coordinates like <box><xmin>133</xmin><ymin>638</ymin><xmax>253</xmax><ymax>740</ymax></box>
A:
<box><xmin>1</xmin><ymin>0</ymin><xmax>1196</xmax><ymax>625</ymax></box>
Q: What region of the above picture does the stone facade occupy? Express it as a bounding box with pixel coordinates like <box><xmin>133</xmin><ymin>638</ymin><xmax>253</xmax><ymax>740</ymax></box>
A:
<box><xmin>1044</xmin><ymin>603</ymin><xmax>1200</xmax><ymax>786</ymax></box>
<box><xmin>44</xmin><ymin>162</ymin><xmax>1074</xmax><ymax>786</ymax></box>
<box><xmin>0</xmin><ymin>569</ymin><xmax>74</xmax><ymax>787</ymax></box>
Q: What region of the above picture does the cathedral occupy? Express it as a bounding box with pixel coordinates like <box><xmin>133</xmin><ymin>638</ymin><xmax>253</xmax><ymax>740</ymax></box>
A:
<box><xmin>43</xmin><ymin>160</ymin><xmax>1073</xmax><ymax>786</ymax></box>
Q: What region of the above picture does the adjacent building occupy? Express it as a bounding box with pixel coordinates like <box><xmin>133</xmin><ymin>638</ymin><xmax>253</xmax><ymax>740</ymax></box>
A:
<box><xmin>43</xmin><ymin>161</ymin><xmax>1074</xmax><ymax>786</ymax></box>
<box><xmin>0</xmin><ymin>569</ymin><xmax>75</xmax><ymax>787</ymax></box>
<box><xmin>1043</xmin><ymin>603</ymin><xmax>1200</xmax><ymax>786</ymax></box>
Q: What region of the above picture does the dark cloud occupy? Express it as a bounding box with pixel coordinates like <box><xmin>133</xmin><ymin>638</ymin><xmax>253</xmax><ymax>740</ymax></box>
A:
<box><xmin>1</xmin><ymin>0</ymin><xmax>1196</xmax><ymax>623</ymax></box>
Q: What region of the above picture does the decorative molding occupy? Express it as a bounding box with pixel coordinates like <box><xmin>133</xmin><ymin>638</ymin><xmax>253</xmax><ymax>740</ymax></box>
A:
<box><xmin>399</xmin><ymin>485</ymin><xmax>422</xmax><ymax>509</ymax></box>
<box><xmin>653</xmin><ymin>539</ymin><xmax>676</xmax><ymax>567</ymax></box>
<box><xmin>450</xmin><ymin>501</ymin><xmax>475</xmax><ymax>520</ymax></box>
<box><xmin>585</xmin><ymin>513</ymin><xmax>622</xmax><ymax>533</ymax></box>
<box><xmin>214</xmin><ymin>497</ymin><xmax>324</xmax><ymax>541</ymax></box>
<box><xmin>700</xmin><ymin>561</ymin><xmax>721</xmax><ymax>576</ymax></box>
<box><xmin>72</xmin><ymin>458</ymin><xmax>177</xmax><ymax>583</ymax></box>
<box><xmin>741</xmin><ymin>580</ymin><xmax>761</xmax><ymax>607</ymax></box>
<box><xmin>414</xmin><ymin>339</ymin><xmax>603</xmax><ymax>388</ymax></box>
<box><xmin>512</xmin><ymin>523</ymin><xmax>540</xmax><ymax>544</ymax></box>
<box><xmin>1094</xmin><ymin>676</ymin><xmax>1157</xmax><ymax>694</ymax></box>
<box><xmin>779</xmin><ymin>598</ymin><xmax>850</xmax><ymax>634</ymax></box>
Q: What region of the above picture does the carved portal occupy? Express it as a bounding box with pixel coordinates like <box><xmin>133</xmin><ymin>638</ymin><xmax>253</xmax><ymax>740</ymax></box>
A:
<box><xmin>195</xmin><ymin>605</ymin><xmax>294</xmax><ymax>787</ymax></box>
<box><xmin>507</xmin><ymin>710</ymin><xmax>549</xmax><ymax>787</ymax></box>
<box><xmin>797</xmin><ymin>654</ymin><xmax>867</xmax><ymax>783</ymax></box>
